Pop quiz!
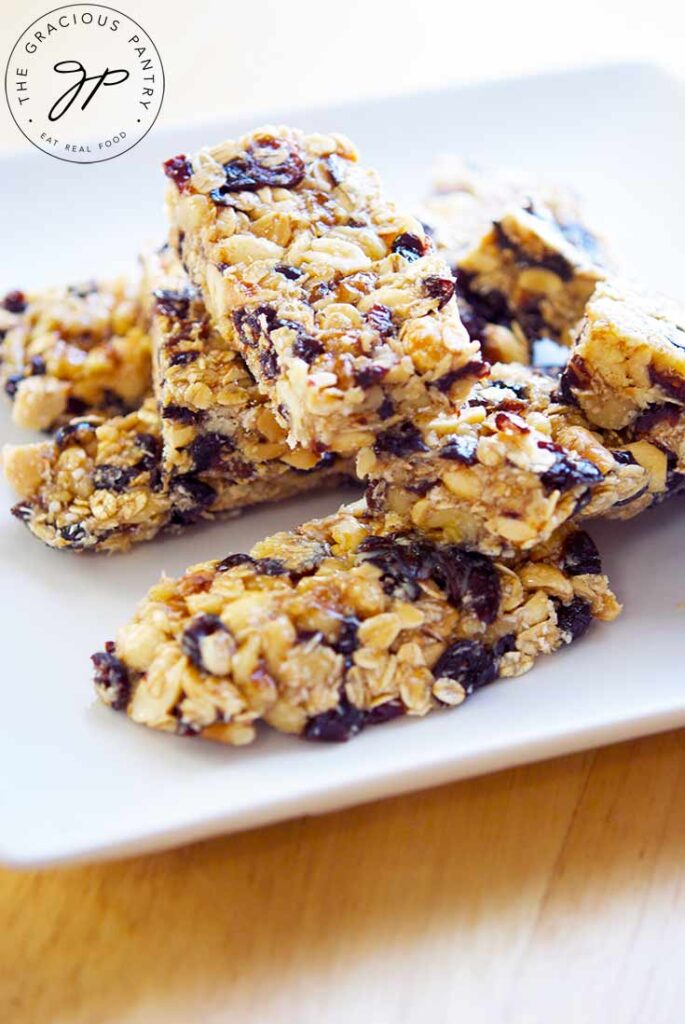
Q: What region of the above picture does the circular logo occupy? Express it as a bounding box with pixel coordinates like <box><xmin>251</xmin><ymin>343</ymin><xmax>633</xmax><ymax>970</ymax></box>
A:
<box><xmin>4</xmin><ymin>4</ymin><xmax>164</xmax><ymax>163</ymax></box>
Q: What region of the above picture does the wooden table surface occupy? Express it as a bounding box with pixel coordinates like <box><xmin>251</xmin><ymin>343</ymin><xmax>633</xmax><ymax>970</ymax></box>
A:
<box><xmin>2</xmin><ymin>731</ymin><xmax>685</xmax><ymax>1022</ymax></box>
<box><xmin>2</xmin><ymin>3</ymin><xmax>685</xmax><ymax>1020</ymax></box>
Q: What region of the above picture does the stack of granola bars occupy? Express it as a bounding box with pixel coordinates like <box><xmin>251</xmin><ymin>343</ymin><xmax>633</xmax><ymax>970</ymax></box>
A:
<box><xmin>3</xmin><ymin>128</ymin><xmax>684</xmax><ymax>746</ymax></box>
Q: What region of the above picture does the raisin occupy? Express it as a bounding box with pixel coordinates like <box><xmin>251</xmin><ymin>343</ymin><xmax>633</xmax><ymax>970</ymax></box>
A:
<box><xmin>59</xmin><ymin>523</ymin><xmax>88</xmax><ymax>547</ymax></box>
<box><xmin>355</xmin><ymin>363</ymin><xmax>389</xmax><ymax>388</ymax></box>
<box><xmin>92</xmin><ymin>464</ymin><xmax>132</xmax><ymax>492</ymax></box>
<box><xmin>30</xmin><ymin>355</ymin><xmax>47</xmax><ymax>376</ymax></box>
<box><xmin>2</xmin><ymin>290</ymin><xmax>27</xmax><ymax>314</ymax></box>
<box><xmin>649</xmin><ymin>365</ymin><xmax>685</xmax><ymax>404</ymax></box>
<box><xmin>432</xmin><ymin>548</ymin><xmax>501</xmax><ymax>625</ymax></box>
<box><xmin>187</xmin><ymin>432</ymin><xmax>234</xmax><ymax>472</ymax></box>
<box><xmin>633</xmin><ymin>404</ymin><xmax>681</xmax><ymax>434</ymax></box>
<box><xmin>538</xmin><ymin>440</ymin><xmax>604</xmax><ymax>493</ymax></box>
<box><xmin>358</xmin><ymin>534</ymin><xmax>436</xmax><ymax>601</ymax></box>
<box><xmin>378</xmin><ymin>396</ymin><xmax>395</xmax><ymax>420</ymax></box>
<box><xmin>162</xmin><ymin>155</ymin><xmax>193</xmax><ymax>191</ymax></box>
<box><xmin>275</xmin><ymin>265</ymin><xmax>304</xmax><ymax>281</ymax></box>
<box><xmin>493</xmin><ymin>221</ymin><xmax>574</xmax><ymax>281</ymax></box>
<box><xmin>423</xmin><ymin>275</ymin><xmax>455</xmax><ymax>309</ymax></box>
<box><xmin>440</xmin><ymin>435</ymin><xmax>478</xmax><ymax>464</ymax></box>
<box><xmin>259</xmin><ymin>346</ymin><xmax>280</xmax><ymax>379</ymax></box>
<box><xmin>555</xmin><ymin>596</ymin><xmax>593</xmax><ymax>642</ymax></box>
<box><xmin>170</xmin><ymin>474</ymin><xmax>217</xmax><ymax>513</ymax></box>
<box><xmin>92</xmin><ymin>642</ymin><xmax>130</xmax><ymax>711</ymax></box>
<box><xmin>304</xmin><ymin>695</ymin><xmax>365</xmax><ymax>743</ymax></box>
<box><xmin>563</xmin><ymin>531</ymin><xmax>602</xmax><ymax>576</ymax></box>
<box><xmin>432</xmin><ymin>360</ymin><xmax>489</xmax><ymax>394</ymax></box>
<box><xmin>364</xmin><ymin>699</ymin><xmax>405</xmax><ymax>725</ymax></box>
<box><xmin>154</xmin><ymin>287</ymin><xmax>193</xmax><ymax>318</ymax></box>
<box><xmin>365</xmin><ymin>479</ymin><xmax>388</xmax><ymax>514</ymax></box>
<box><xmin>292</xmin><ymin>333</ymin><xmax>324</xmax><ymax>363</ymax></box>
<box><xmin>4</xmin><ymin>373</ymin><xmax>23</xmax><ymax>398</ymax></box>
<box><xmin>325</xmin><ymin>153</ymin><xmax>345</xmax><ymax>186</ymax></box>
<box><xmin>332</xmin><ymin>616</ymin><xmax>360</xmax><ymax>665</ymax></box>
<box><xmin>253</xmin><ymin>557</ymin><xmax>290</xmax><ymax>577</ymax></box>
<box><xmin>610</xmin><ymin>449</ymin><xmax>636</xmax><ymax>466</ymax></box>
<box><xmin>366</xmin><ymin>304</ymin><xmax>395</xmax><ymax>337</ymax></box>
<box><xmin>210</xmin><ymin>145</ymin><xmax>305</xmax><ymax>200</ymax></box>
<box><xmin>54</xmin><ymin>420</ymin><xmax>97</xmax><ymax>449</ymax></box>
<box><xmin>169</xmin><ymin>350</ymin><xmax>199</xmax><ymax>366</ymax></box>
<box><xmin>391</xmin><ymin>232</ymin><xmax>426</xmax><ymax>262</ymax></box>
<box><xmin>181</xmin><ymin>614</ymin><xmax>230</xmax><ymax>671</ymax></box>
<box><xmin>161</xmin><ymin>404</ymin><xmax>203</xmax><ymax>424</ymax></box>
<box><xmin>66</xmin><ymin>397</ymin><xmax>88</xmax><ymax>416</ymax></box>
<box><xmin>432</xmin><ymin>639</ymin><xmax>498</xmax><ymax>695</ymax></box>
<box><xmin>11</xmin><ymin>501</ymin><xmax>33</xmax><ymax>522</ymax></box>
<box><xmin>373</xmin><ymin>421</ymin><xmax>428</xmax><ymax>457</ymax></box>
<box><xmin>454</xmin><ymin>269</ymin><xmax>511</xmax><ymax>330</ymax></box>
<box><xmin>217</xmin><ymin>552</ymin><xmax>255</xmax><ymax>572</ymax></box>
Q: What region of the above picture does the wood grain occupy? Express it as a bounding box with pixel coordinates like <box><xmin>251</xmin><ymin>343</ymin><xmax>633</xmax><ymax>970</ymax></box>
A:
<box><xmin>2</xmin><ymin>730</ymin><xmax>685</xmax><ymax>1022</ymax></box>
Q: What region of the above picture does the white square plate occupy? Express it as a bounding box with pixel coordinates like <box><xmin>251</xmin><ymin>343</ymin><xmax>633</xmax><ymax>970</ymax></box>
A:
<box><xmin>2</xmin><ymin>63</ymin><xmax>685</xmax><ymax>867</ymax></box>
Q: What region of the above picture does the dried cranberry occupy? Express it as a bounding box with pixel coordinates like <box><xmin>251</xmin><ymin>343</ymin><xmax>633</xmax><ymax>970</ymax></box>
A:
<box><xmin>364</xmin><ymin>700</ymin><xmax>405</xmax><ymax>725</ymax></box>
<box><xmin>181</xmin><ymin>614</ymin><xmax>230</xmax><ymax>672</ymax></box>
<box><xmin>432</xmin><ymin>639</ymin><xmax>498</xmax><ymax>694</ymax></box>
<box><xmin>391</xmin><ymin>232</ymin><xmax>426</xmax><ymax>261</ymax></box>
<box><xmin>92</xmin><ymin>642</ymin><xmax>130</xmax><ymax>711</ymax></box>
<box><xmin>2</xmin><ymin>290</ymin><xmax>27</xmax><ymax>314</ymax></box>
<box><xmin>555</xmin><ymin>596</ymin><xmax>593</xmax><ymax>642</ymax></box>
<box><xmin>423</xmin><ymin>275</ymin><xmax>455</xmax><ymax>309</ymax></box>
<box><xmin>538</xmin><ymin>441</ymin><xmax>604</xmax><ymax>494</ymax></box>
<box><xmin>366</xmin><ymin>304</ymin><xmax>395</xmax><ymax>337</ymax></box>
<box><xmin>162</xmin><ymin>155</ymin><xmax>193</xmax><ymax>191</ymax></box>
<box><xmin>440</xmin><ymin>435</ymin><xmax>478</xmax><ymax>464</ymax></box>
<box><xmin>93</xmin><ymin>464</ymin><xmax>132</xmax><ymax>492</ymax></box>
<box><xmin>210</xmin><ymin>144</ymin><xmax>305</xmax><ymax>200</ymax></box>
<box><xmin>373</xmin><ymin>421</ymin><xmax>428</xmax><ymax>457</ymax></box>
<box><xmin>633</xmin><ymin>404</ymin><xmax>681</xmax><ymax>434</ymax></box>
<box><xmin>304</xmin><ymin>695</ymin><xmax>365</xmax><ymax>743</ymax></box>
<box><xmin>154</xmin><ymin>287</ymin><xmax>193</xmax><ymax>318</ymax></box>
<box><xmin>563</xmin><ymin>531</ymin><xmax>602</xmax><ymax>576</ymax></box>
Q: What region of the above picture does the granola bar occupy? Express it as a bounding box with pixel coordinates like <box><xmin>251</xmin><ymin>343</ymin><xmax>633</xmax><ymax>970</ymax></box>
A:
<box><xmin>358</xmin><ymin>362</ymin><xmax>683</xmax><ymax>554</ymax></box>
<box><xmin>163</xmin><ymin>126</ymin><xmax>484</xmax><ymax>454</ymax></box>
<box><xmin>92</xmin><ymin>502</ymin><xmax>620</xmax><ymax>745</ymax></box>
<box><xmin>419</xmin><ymin>158</ymin><xmax>608</xmax><ymax>365</ymax></box>
<box><xmin>3</xmin><ymin>396</ymin><xmax>353</xmax><ymax>555</ymax></box>
<box><xmin>0</xmin><ymin>280</ymin><xmax>151</xmax><ymax>432</ymax></box>
<box><xmin>2</xmin><ymin>399</ymin><xmax>171</xmax><ymax>552</ymax></box>
<box><xmin>146</xmin><ymin>247</ymin><xmax>353</xmax><ymax>512</ymax></box>
<box><xmin>559</xmin><ymin>280</ymin><xmax>685</xmax><ymax>430</ymax></box>
<box><xmin>456</xmin><ymin>207</ymin><xmax>604</xmax><ymax>351</ymax></box>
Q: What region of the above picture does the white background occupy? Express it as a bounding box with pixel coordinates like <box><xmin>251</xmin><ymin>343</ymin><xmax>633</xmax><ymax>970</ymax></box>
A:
<box><xmin>1</xmin><ymin>0</ymin><xmax>684</xmax><ymax>155</ymax></box>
